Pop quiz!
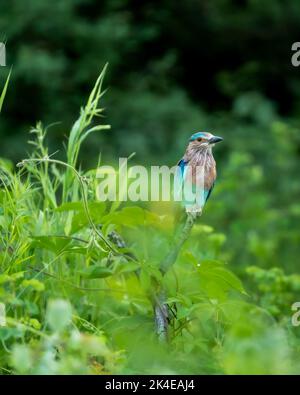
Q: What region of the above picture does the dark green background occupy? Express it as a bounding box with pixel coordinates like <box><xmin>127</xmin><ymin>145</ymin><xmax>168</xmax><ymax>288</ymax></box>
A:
<box><xmin>1</xmin><ymin>1</ymin><xmax>300</xmax><ymax>160</ymax></box>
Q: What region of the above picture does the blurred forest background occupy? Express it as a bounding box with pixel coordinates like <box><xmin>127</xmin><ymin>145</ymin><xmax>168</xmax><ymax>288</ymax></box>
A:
<box><xmin>1</xmin><ymin>0</ymin><xmax>300</xmax><ymax>374</ymax></box>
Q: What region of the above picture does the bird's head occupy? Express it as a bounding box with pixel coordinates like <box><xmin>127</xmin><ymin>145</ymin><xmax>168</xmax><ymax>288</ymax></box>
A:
<box><xmin>188</xmin><ymin>131</ymin><xmax>223</xmax><ymax>151</ymax></box>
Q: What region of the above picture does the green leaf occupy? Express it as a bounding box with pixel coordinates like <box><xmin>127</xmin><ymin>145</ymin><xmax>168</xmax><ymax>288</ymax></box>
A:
<box><xmin>79</xmin><ymin>265</ymin><xmax>113</xmax><ymax>279</ymax></box>
<box><xmin>184</xmin><ymin>256</ymin><xmax>246</xmax><ymax>298</ymax></box>
<box><xmin>21</xmin><ymin>279</ymin><xmax>45</xmax><ymax>292</ymax></box>
<box><xmin>102</xmin><ymin>206</ymin><xmax>161</xmax><ymax>229</ymax></box>
<box><xmin>56</xmin><ymin>201</ymin><xmax>106</xmax><ymax>234</ymax></box>
<box><xmin>0</xmin><ymin>271</ymin><xmax>24</xmax><ymax>284</ymax></box>
<box><xmin>31</xmin><ymin>235</ymin><xmax>71</xmax><ymax>253</ymax></box>
<box><xmin>140</xmin><ymin>268</ymin><xmax>152</xmax><ymax>290</ymax></box>
<box><xmin>0</xmin><ymin>327</ymin><xmax>23</xmax><ymax>341</ymax></box>
<box><xmin>55</xmin><ymin>202</ymin><xmax>85</xmax><ymax>212</ymax></box>
<box><xmin>114</xmin><ymin>260</ymin><xmax>140</xmax><ymax>274</ymax></box>
<box><xmin>197</xmin><ymin>260</ymin><xmax>246</xmax><ymax>296</ymax></box>
<box><xmin>56</xmin><ymin>201</ymin><xmax>106</xmax><ymax>216</ymax></box>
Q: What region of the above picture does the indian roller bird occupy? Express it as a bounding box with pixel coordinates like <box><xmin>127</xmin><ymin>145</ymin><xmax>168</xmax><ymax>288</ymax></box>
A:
<box><xmin>160</xmin><ymin>130</ymin><xmax>223</xmax><ymax>275</ymax></box>
<box><xmin>175</xmin><ymin>131</ymin><xmax>223</xmax><ymax>216</ymax></box>
<box><xmin>154</xmin><ymin>132</ymin><xmax>223</xmax><ymax>341</ymax></box>
<box><xmin>155</xmin><ymin>131</ymin><xmax>223</xmax><ymax>339</ymax></box>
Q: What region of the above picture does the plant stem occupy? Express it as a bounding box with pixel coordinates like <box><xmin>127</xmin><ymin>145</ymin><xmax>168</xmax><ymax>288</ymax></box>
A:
<box><xmin>161</xmin><ymin>213</ymin><xmax>197</xmax><ymax>274</ymax></box>
<box><xmin>154</xmin><ymin>291</ymin><xmax>169</xmax><ymax>342</ymax></box>
<box><xmin>155</xmin><ymin>212</ymin><xmax>198</xmax><ymax>342</ymax></box>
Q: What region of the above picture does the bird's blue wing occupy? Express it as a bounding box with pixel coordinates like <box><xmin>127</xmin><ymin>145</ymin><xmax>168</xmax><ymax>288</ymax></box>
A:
<box><xmin>204</xmin><ymin>182</ymin><xmax>215</xmax><ymax>203</ymax></box>
<box><xmin>174</xmin><ymin>159</ymin><xmax>187</xmax><ymax>203</ymax></box>
<box><xmin>177</xmin><ymin>158</ymin><xmax>187</xmax><ymax>178</ymax></box>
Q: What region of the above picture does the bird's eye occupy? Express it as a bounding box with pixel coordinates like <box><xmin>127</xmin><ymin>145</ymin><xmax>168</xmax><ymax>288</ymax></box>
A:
<box><xmin>197</xmin><ymin>138</ymin><xmax>203</xmax><ymax>142</ymax></box>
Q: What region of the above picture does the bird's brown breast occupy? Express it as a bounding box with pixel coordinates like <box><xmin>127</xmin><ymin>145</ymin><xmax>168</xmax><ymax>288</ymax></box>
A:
<box><xmin>185</xmin><ymin>154</ymin><xmax>216</xmax><ymax>189</ymax></box>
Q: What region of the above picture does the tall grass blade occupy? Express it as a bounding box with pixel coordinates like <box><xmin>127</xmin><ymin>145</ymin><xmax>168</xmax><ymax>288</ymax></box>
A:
<box><xmin>0</xmin><ymin>68</ymin><xmax>11</xmax><ymax>113</ymax></box>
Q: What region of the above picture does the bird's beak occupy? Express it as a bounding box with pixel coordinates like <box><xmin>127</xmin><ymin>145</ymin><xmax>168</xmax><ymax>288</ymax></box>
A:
<box><xmin>209</xmin><ymin>136</ymin><xmax>223</xmax><ymax>144</ymax></box>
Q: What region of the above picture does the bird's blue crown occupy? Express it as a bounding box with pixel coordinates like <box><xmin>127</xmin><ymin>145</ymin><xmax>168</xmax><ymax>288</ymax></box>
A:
<box><xmin>189</xmin><ymin>131</ymin><xmax>208</xmax><ymax>141</ymax></box>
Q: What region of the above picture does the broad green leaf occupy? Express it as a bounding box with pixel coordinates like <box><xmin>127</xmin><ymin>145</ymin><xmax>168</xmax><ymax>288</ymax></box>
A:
<box><xmin>31</xmin><ymin>235</ymin><xmax>71</xmax><ymax>253</ymax></box>
<box><xmin>184</xmin><ymin>256</ymin><xmax>246</xmax><ymax>297</ymax></box>
<box><xmin>102</xmin><ymin>206</ymin><xmax>161</xmax><ymax>229</ymax></box>
<box><xmin>79</xmin><ymin>265</ymin><xmax>113</xmax><ymax>279</ymax></box>
<box><xmin>56</xmin><ymin>201</ymin><xmax>106</xmax><ymax>217</ymax></box>
<box><xmin>114</xmin><ymin>260</ymin><xmax>140</xmax><ymax>274</ymax></box>
<box><xmin>198</xmin><ymin>260</ymin><xmax>246</xmax><ymax>296</ymax></box>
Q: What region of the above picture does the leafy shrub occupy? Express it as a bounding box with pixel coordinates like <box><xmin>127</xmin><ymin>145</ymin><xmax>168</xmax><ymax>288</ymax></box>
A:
<box><xmin>0</xmin><ymin>68</ymin><xmax>300</xmax><ymax>375</ymax></box>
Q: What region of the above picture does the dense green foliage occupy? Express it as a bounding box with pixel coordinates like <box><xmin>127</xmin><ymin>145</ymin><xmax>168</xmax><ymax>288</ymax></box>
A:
<box><xmin>0</xmin><ymin>69</ymin><xmax>300</xmax><ymax>374</ymax></box>
<box><xmin>1</xmin><ymin>0</ymin><xmax>300</xmax><ymax>374</ymax></box>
